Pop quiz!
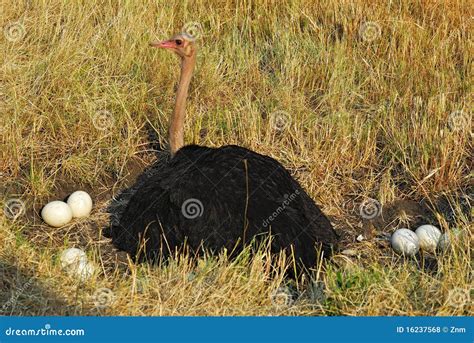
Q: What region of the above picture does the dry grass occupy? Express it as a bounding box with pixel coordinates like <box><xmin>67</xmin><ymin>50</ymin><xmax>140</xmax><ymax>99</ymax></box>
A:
<box><xmin>0</xmin><ymin>0</ymin><xmax>472</xmax><ymax>316</ymax></box>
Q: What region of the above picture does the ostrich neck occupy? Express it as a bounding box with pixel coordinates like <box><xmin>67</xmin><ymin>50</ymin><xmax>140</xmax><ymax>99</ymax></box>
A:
<box><xmin>170</xmin><ymin>56</ymin><xmax>196</xmax><ymax>156</ymax></box>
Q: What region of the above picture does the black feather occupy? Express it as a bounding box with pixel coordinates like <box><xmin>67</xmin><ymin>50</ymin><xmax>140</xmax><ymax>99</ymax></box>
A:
<box><xmin>107</xmin><ymin>145</ymin><xmax>338</xmax><ymax>272</ymax></box>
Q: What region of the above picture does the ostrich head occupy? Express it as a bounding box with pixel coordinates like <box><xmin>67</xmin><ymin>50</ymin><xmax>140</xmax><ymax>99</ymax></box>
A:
<box><xmin>150</xmin><ymin>33</ymin><xmax>196</xmax><ymax>59</ymax></box>
<box><xmin>150</xmin><ymin>33</ymin><xmax>197</xmax><ymax>156</ymax></box>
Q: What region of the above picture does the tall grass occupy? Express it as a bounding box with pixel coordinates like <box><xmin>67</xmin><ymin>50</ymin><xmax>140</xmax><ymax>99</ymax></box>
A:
<box><xmin>0</xmin><ymin>0</ymin><xmax>472</xmax><ymax>315</ymax></box>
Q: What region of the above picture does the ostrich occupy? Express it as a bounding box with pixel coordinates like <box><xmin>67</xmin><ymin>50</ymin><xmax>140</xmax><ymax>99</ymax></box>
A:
<box><xmin>106</xmin><ymin>32</ymin><xmax>338</xmax><ymax>274</ymax></box>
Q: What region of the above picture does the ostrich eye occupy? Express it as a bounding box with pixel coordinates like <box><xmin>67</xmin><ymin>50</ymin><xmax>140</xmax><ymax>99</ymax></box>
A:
<box><xmin>175</xmin><ymin>39</ymin><xmax>183</xmax><ymax>46</ymax></box>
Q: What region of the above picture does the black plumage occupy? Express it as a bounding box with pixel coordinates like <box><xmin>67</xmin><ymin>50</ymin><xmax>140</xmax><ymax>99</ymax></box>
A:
<box><xmin>107</xmin><ymin>145</ymin><xmax>338</xmax><ymax>270</ymax></box>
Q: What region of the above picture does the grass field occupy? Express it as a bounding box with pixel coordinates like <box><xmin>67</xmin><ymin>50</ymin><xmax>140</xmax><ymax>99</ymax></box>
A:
<box><xmin>0</xmin><ymin>0</ymin><xmax>472</xmax><ymax>316</ymax></box>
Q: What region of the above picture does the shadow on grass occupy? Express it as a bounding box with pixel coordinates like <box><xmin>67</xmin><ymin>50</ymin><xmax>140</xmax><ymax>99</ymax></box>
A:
<box><xmin>0</xmin><ymin>261</ymin><xmax>96</xmax><ymax>316</ymax></box>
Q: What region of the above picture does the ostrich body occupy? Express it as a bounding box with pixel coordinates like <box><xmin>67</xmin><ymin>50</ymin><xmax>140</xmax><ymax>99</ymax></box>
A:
<box><xmin>107</xmin><ymin>33</ymin><xmax>338</xmax><ymax>271</ymax></box>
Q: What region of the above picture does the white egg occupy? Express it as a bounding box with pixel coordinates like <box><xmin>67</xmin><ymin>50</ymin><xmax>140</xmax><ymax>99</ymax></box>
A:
<box><xmin>60</xmin><ymin>248</ymin><xmax>87</xmax><ymax>269</ymax></box>
<box><xmin>41</xmin><ymin>201</ymin><xmax>73</xmax><ymax>227</ymax></box>
<box><xmin>437</xmin><ymin>233</ymin><xmax>450</xmax><ymax>251</ymax></box>
<box><xmin>391</xmin><ymin>228</ymin><xmax>420</xmax><ymax>256</ymax></box>
<box><xmin>75</xmin><ymin>260</ymin><xmax>95</xmax><ymax>281</ymax></box>
<box><xmin>415</xmin><ymin>224</ymin><xmax>441</xmax><ymax>252</ymax></box>
<box><xmin>67</xmin><ymin>191</ymin><xmax>93</xmax><ymax>218</ymax></box>
<box><xmin>60</xmin><ymin>248</ymin><xmax>94</xmax><ymax>281</ymax></box>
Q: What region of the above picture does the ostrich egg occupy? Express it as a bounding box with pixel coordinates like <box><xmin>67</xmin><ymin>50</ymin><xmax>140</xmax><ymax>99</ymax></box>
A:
<box><xmin>67</xmin><ymin>191</ymin><xmax>93</xmax><ymax>218</ymax></box>
<box><xmin>391</xmin><ymin>228</ymin><xmax>420</xmax><ymax>256</ymax></box>
<box><xmin>41</xmin><ymin>201</ymin><xmax>73</xmax><ymax>227</ymax></box>
<box><xmin>415</xmin><ymin>225</ymin><xmax>441</xmax><ymax>252</ymax></box>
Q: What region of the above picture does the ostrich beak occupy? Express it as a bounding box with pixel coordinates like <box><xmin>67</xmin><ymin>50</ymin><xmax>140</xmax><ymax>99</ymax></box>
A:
<box><xmin>149</xmin><ymin>40</ymin><xmax>175</xmax><ymax>49</ymax></box>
